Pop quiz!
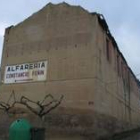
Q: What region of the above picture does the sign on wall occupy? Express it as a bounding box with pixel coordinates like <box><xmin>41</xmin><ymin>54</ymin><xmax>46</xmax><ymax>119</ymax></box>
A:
<box><xmin>4</xmin><ymin>61</ymin><xmax>47</xmax><ymax>84</ymax></box>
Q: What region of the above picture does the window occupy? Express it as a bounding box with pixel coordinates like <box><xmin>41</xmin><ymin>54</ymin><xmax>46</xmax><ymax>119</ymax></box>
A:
<box><xmin>106</xmin><ymin>38</ymin><xmax>112</xmax><ymax>63</ymax></box>
<box><xmin>106</xmin><ymin>38</ymin><xmax>110</xmax><ymax>61</ymax></box>
<box><xmin>117</xmin><ymin>55</ymin><xmax>120</xmax><ymax>75</ymax></box>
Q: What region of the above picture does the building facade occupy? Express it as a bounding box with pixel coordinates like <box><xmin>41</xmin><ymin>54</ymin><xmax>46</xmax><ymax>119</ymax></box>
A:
<box><xmin>0</xmin><ymin>2</ymin><xmax>140</xmax><ymax>140</ymax></box>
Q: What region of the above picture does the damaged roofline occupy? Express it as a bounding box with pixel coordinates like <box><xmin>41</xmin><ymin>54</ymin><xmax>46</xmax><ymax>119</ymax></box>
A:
<box><xmin>91</xmin><ymin>12</ymin><xmax>140</xmax><ymax>86</ymax></box>
<box><xmin>3</xmin><ymin>5</ymin><xmax>140</xmax><ymax>87</ymax></box>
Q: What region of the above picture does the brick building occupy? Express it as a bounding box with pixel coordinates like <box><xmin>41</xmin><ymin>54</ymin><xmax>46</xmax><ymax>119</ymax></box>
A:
<box><xmin>0</xmin><ymin>2</ymin><xmax>140</xmax><ymax>140</ymax></box>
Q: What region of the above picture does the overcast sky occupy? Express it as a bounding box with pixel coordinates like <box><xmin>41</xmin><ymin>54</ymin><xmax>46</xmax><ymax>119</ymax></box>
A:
<box><xmin>0</xmin><ymin>0</ymin><xmax>140</xmax><ymax>76</ymax></box>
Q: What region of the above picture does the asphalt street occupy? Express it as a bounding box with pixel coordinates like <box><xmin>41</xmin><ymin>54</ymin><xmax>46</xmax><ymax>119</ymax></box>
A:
<box><xmin>110</xmin><ymin>132</ymin><xmax>140</xmax><ymax>140</ymax></box>
<box><xmin>119</xmin><ymin>133</ymin><xmax>140</xmax><ymax>140</ymax></box>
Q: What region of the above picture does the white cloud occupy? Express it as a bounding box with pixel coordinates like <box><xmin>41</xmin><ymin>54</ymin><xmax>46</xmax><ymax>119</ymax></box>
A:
<box><xmin>115</xmin><ymin>24</ymin><xmax>140</xmax><ymax>74</ymax></box>
<box><xmin>0</xmin><ymin>22</ymin><xmax>8</xmax><ymax>64</ymax></box>
<box><xmin>0</xmin><ymin>22</ymin><xmax>8</xmax><ymax>36</ymax></box>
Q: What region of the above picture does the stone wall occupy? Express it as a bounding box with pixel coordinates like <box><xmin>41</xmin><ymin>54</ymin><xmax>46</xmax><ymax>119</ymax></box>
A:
<box><xmin>0</xmin><ymin>2</ymin><xmax>140</xmax><ymax>140</ymax></box>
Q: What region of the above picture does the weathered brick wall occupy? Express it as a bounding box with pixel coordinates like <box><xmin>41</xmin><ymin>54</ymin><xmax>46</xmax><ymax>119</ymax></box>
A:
<box><xmin>0</xmin><ymin>2</ymin><xmax>140</xmax><ymax>140</ymax></box>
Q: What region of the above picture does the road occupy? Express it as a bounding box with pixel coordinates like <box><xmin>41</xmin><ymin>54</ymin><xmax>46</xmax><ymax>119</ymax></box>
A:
<box><xmin>110</xmin><ymin>132</ymin><xmax>140</xmax><ymax>140</ymax></box>
<box><xmin>119</xmin><ymin>133</ymin><xmax>140</xmax><ymax>140</ymax></box>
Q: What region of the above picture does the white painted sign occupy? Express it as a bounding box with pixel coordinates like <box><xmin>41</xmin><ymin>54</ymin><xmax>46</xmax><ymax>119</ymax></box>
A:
<box><xmin>4</xmin><ymin>61</ymin><xmax>47</xmax><ymax>84</ymax></box>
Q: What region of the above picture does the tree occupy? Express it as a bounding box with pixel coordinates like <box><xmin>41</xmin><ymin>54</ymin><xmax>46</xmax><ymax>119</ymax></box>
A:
<box><xmin>0</xmin><ymin>90</ymin><xmax>64</xmax><ymax>119</ymax></box>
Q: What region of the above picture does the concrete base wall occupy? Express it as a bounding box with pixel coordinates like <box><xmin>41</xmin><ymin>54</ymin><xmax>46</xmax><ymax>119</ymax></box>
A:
<box><xmin>0</xmin><ymin>107</ymin><xmax>135</xmax><ymax>140</ymax></box>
